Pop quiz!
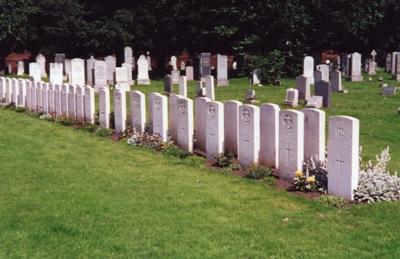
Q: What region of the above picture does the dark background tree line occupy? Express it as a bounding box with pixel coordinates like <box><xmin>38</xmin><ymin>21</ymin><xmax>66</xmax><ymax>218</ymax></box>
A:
<box><xmin>1</xmin><ymin>0</ymin><xmax>399</xmax><ymax>77</ymax></box>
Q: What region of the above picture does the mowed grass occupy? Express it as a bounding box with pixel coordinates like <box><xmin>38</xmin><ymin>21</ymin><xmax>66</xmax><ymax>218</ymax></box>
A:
<box><xmin>1</xmin><ymin>107</ymin><xmax>400</xmax><ymax>257</ymax></box>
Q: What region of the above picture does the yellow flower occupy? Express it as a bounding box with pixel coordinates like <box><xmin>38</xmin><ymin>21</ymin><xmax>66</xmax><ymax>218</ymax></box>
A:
<box><xmin>307</xmin><ymin>175</ymin><xmax>316</xmax><ymax>183</ymax></box>
<box><xmin>294</xmin><ymin>170</ymin><xmax>303</xmax><ymax>177</ymax></box>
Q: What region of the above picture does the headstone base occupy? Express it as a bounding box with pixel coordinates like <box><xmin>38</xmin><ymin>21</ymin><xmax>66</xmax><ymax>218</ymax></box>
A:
<box><xmin>347</xmin><ymin>75</ymin><xmax>363</xmax><ymax>82</ymax></box>
<box><xmin>217</xmin><ymin>80</ymin><xmax>229</xmax><ymax>87</ymax></box>
<box><xmin>137</xmin><ymin>79</ymin><xmax>150</xmax><ymax>85</ymax></box>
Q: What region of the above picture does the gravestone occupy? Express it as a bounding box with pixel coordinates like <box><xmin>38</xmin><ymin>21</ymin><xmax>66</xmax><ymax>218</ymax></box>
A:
<box><xmin>29</xmin><ymin>81</ymin><xmax>35</xmax><ymax>110</ymax></box>
<box><xmin>17</xmin><ymin>61</ymin><xmax>24</xmax><ymax>75</ymax></box>
<box><xmin>55</xmin><ymin>53</ymin><xmax>66</xmax><ymax>69</ymax></box>
<box><xmin>195</xmin><ymin>80</ymin><xmax>206</xmax><ymax>97</ymax></box>
<box><xmin>176</xmin><ymin>97</ymin><xmax>194</xmax><ymax>152</ymax></box>
<box><xmin>130</xmin><ymin>90</ymin><xmax>146</xmax><ymax>133</ymax></box>
<box><xmin>84</xmin><ymin>86</ymin><xmax>95</xmax><ymax>124</ymax></box>
<box><xmin>303</xmin><ymin>56</ymin><xmax>314</xmax><ymax>84</ymax></box>
<box><xmin>315</xmin><ymin>80</ymin><xmax>331</xmax><ymax>107</ymax></box>
<box><xmin>41</xmin><ymin>83</ymin><xmax>49</xmax><ymax>114</ymax></box>
<box><xmin>180</xmin><ymin>61</ymin><xmax>186</xmax><ymax>71</ymax></box>
<box><xmin>94</xmin><ymin>60</ymin><xmax>107</xmax><ymax>91</ymax></box>
<box><xmin>70</xmin><ymin>58</ymin><xmax>85</xmax><ymax>86</ymax></box>
<box><xmin>296</xmin><ymin>75</ymin><xmax>310</xmax><ymax>101</ymax></box>
<box><xmin>115</xmin><ymin>67</ymin><xmax>130</xmax><ymax>91</ymax></box>
<box><xmin>4</xmin><ymin>78</ymin><xmax>11</xmax><ymax>104</ymax></box>
<box><xmin>65</xmin><ymin>59</ymin><xmax>71</xmax><ymax>80</ymax></box>
<box><xmin>75</xmin><ymin>85</ymin><xmax>85</xmax><ymax>121</ymax></box>
<box><xmin>137</xmin><ymin>55</ymin><xmax>150</xmax><ymax>85</ymax></box>
<box><xmin>205</xmin><ymin>101</ymin><xmax>224</xmax><ymax>161</ymax></box>
<box><xmin>35</xmin><ymin>82</ymin><xmax>43</xmax><ymax>112</ymax></box>
<box><xmin>29</xmin><ymin>63</ymin><xmax>41</xmax><ymax>82</ymax></box>
<box><xmin>54</xmin><ymin>84</ymin><xmax>62</xmax><ymax>116</ymax></box>
<box><xmin>306</xmin><ymin>96</ymin><xmax>323</xmax><ymax>109</ymax></box>
<box><xmin>224</xmin><ymin>100</ymin><xmax>242</xmax><ymax>156</ymax></box>
<box><xmin>386</xmin><ymin>53</ymin><xmax>391</xmax><ymax>72</ymax></box>
<box><xmin>317</xmin><ymin>64</ymin><xmax>329</xmax><ymax>81</ymax></box>
<box><xmin>302</xmin><ymin>108</ymin><xmax>325</xmax><ymax>160</ymax></box>
<box><xmin>185</xmin><ymin>66</ymin><xmax>194</xmax><ymax>81</ymax></box>
<box><xmin>314</xmin><ymin>70</ymin><xmax>323</xmax><ymax>84</ymax></box>
<box><xmin>151</xmin><ymin>93</ymin><xmax>168</xmax><ymax>141</ymax></box>
<box><xmin>122</xmin><ymin>63</ymin><xmax>133</xmax><ymax>85</ymax></box>
<box><xmin>124</xmin><ymin>46</ymin><xmax>133</xmax><ymax>65</ymax></box>
<box><xmin>199</xmin><ymin>53</ymin><xmax>211</xmax><ymax>78</ymax></box>
<box><xmin>36</xmin><ymin>54</ymin><xmax>47</xmax><ymax>77</ymax></box>
<box><xmin>391</xmin><ymin>52</ymin><xmax>400</xmax><ymax>76</ymax></box>
<box><xmin>238</xmin><ymin>105</ymin><xmax>260</xmax><ymax>167</ymax></box>
<box><xmin>171</xmin><ymin>70</ymin><xmax>180</xmax><ymax>84</ymax></box>
<box><xmin>278</xmin><ymin>110</ymin><xmax>304</xmax><ymax>181</ymax></box>
<box><xmin>48</xmin><ymin>83</ymin><xmax>54</xmax><ymax>115</ymax></box>
<box><xmin>98</xmin><ymin>86</ymin><xmax>110</xmax><ymax>128</ymax></box>
<box><xmin>68</xmin><ymin>84</ymin><xmax>76</xmax><ymax>119</ymax></box>
<box><xmin>331</xmin><ymin>70</ymin><xmax>343</xmax><ymax>92</ymax></box>
<box><xmin>114</xmin><ymin>89</ymin><xmax>127</xmax><ymax>133</ymax></box>
<box><xmin>194</xmin><ymin>97</ymin><xmax>211</xmax><ymax>153</ymax></box>
<box><xmin>382</xmin><ymin>86</ymin><xmax>397</xmax><ymax>96</ymax></box>
<box><xmin>217</xmin><ymin>54</ymin><xmax>229</xmax><ymax>86</ymax></box>
<box><xmin>260</xmin><ymin>103</ymin><xmax>280</xmax><ymax>168</ymax></box>
<box><xmin>105</xmin><ymin>55</ymin><xmax>116</xmax><ymax>84</ymax></box>
<box><xmin>0</xmin><ymin>77</ymin><xmax>5</xmax><ymax>100</ymax></box>
<box><xmin>164</xmin><ymin>74</ymin><xmax>173</xmax><ymax>93</ymax></box>
<box><xmin>368</xmin><ymin>50</ymin><xmax>377</xmax><ymax>76</ymax></box>
<box><xmin>179</xmin><ymin>76</ymin><xmax>187</xmax><ymax>97</ymax></box>
<box><xmin>347</xmin><ymin>52</ymin><xmax>363</xmax><ymax>81</ymax></box>
<box><xmin>50</xmin><ymin>63</ymin><xmax>63</xmax><ymax>85</ymax></box>
<box><xmin>244</xmin><ymin>89</ymin><xmax>257</xmax><ymax>104</ymax></box>
<box><xmin>86</xmin><ymin>56</ymin><xmax>95</xmax><ymax>85</ymax></box>
<box><xmin>205</xmin><ymin>75</ymin><xmax>215</xmax><ymax>100</ymax></box>
<box><xmin>395</xmin><ymin>54</ymin><xmax>400</xmax><ymax>81</ymax></box>
<box><xmin>11</xmin><ymin>79</ymin><xmax>18</xmax><ymax>105</ymax></box>
<box><xmin>17</xmin><ymin>79</ymin><xmax>26</xmax><ymax>107</ymax></box>
<box><xmin>170</xmin><ymin>56</ymin><xmax>178</xmax><ymax>70</ymax></box>
<box><xmin>328</xmin><ymin>116</ymin><xmax>359</xmax><ymax>200</ymax></box>
<box><xmin>25</xmin><ymin>80</ymin><xmax>31</xmax><ymax>110</ymax></box>
<box><xmin>251</xmin><ymin>69</ymin><xmax>261</xmax><ymax>85</ymax></box>
<box><xmin>169</xmin><ymin>94</ymin><xmax>184</xmax><ymax>142</ymax></box>
<box><xmin>284</xmin><ymin>88</ymin><xmax>299</xmax><ymax>107</ymax></box>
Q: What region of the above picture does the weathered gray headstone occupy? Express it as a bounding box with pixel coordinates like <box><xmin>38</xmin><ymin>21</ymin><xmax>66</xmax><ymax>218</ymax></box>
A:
<box><xmin>260</xmin><ymin>103</ymin><xmax>280</xmax><ymax>168</ymax></box>
<box><xmin>296</xmin><ymin>75</ymin><xmax>310</xmax><ymax>101</ymax></box>
<box><xmin>122</xmin><ymin>63</ymin><xmax>133</xmax><ymax>85</ymax></box>
<box><xmin>164</xmin><ymin>74</ymin><xmax>173</xmax><ymax>93</ymax></box>
<box><xmin>391</xmin><ymin>52</ymin><xmax>400</xmax><ymax>75</ymax></box>
<box><xmin>302</xmin><ymin>108</ymin><xmax>325</xmax><ymax>160</ymax></box>
<box><xmin>115</xmin><ymin>67</ymin><xmax>130</xmax><ymax>91</ymax></box>
<box><xmin>171</xmin><ymin>70</ymin><xmax>180</xmax><ymax>84</ymax></box>
<box><xmin>206</xmin><ymin>101</ymin><xmax>224</xmax><ymax>161</ymax></box>
<box><xmin>17</xmin><ymin>79</ymin><xmax>26</xmax><ymax>107</ymax></box>
<box><xmin>199</xmin><ymin>53</ymin><xmax>211</xmax><ymax>78</ymax></box>
<box><xmin>169</xmin><ymin>93</ymin><xmax>184</xmax><ymax>142</ymax></box>
<box><xmin>315</xmin><ymin>80</ymin><xmax>331</xmax><ymax>107</ymax></box>
<box><xmin>124</xmin><ymin>47</ymin><xmax>133</xmax><ymax>65</ymax></box>
<box><xmin>238</xmin><ymin>104</ymin><xmax>260</xmax><ymax>167</ymax></box>
<box><xmin>306</xmin><ymin>96</ymin><xmax>323</xmax><ymax>109</ymax></box>
<box><xmin>331</xmin><ymin>70</ymin><xmax>343</xmax><ymax>92</ymax></box>
<box><xmin>278</xmin><ymin>109</ymin><xmax>304</xmax><ymax>181</ymax></box>
<box><xmin>328</xmin><ymin>116</ymin><xmax>359</xmax><ymax>200</ymax></box>
<box><xmin>284</xmin><ymin>88</ymin><xmax>299</xmax><ymax>107</ymax></box>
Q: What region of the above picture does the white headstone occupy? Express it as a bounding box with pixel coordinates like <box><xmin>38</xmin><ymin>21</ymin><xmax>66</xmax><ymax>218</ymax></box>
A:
<box><xmin>98</xmin><ymin>86</ymin><xmax>110</xmax><ymax>128</ymax></box>
<box><xmin>176</xmin><ymin>97</ymin><xmax>194</xmax><ymax>152</ymax></box>
<box><xmin>65</xmin><ymin>59</ymin><xmax>71</xmax><ymax>79</ymax></box>
<box><xmin>205</xmin><ymin>75</ymin><xmax>215</xmax><ymax>100</ymax></box>
<box><xmin>151</xmin><ymin>93</ymin><xmax>168</xmax><ymax>141</ymax></box>
<box><xmin>137</xmin><ymin>55</ymin><xmax>150</xmax><ymax>85</ymax></box>
<box><xmin>25</xmin><ymin>80</ymin><xmax>31</xmax><ymax>110</ymax></box>
<box><xmin>303</xmin><ymin>56</ymin><xmax>314</xmax><ymax>84</ymax></box>
<box><xmin>206</xmin><ymin>101</ymin><xmax>224</xmax><ymax>161</ymax></box>
<box><xmin>75</xmin><ymin>85</ymin><xmax>85</xmax><ymax>121</ymax></box>
<box><xmin>171</xmin><ymin>70</ymin><xmax>180</xmax><ymax>84</ymax></box>
<box><xmin>48</xmin><ymin>83</ymin><xmax>55</xmax><ymax>115</ymax></box>
<box><xmin>17</xmin><ymin>79</ymin><xmax>26</xmax><ymax>107</ymax></box>
<box><xmin>317</xmin><ymin>64</ymin><xmax>329</xmax><ymax>82</ymax></box>
<box><xmin>29</xmin><ymin>63</ymin><xmax>41</xmax><ymax>82</ymax></box>
<box><xmin>49</xmin><ymin>63</ymin><xmax>63</xmax><ymax>85</ymax></box>
<box><xmin>169</xmin><ymin>94</ymin><xmax>184</xmax><ymax>142</ymax></box>
<box><xmin>54</xmin><ymin>84</ymin><xmax>62</xmax><ymax>116</ymax></box>
<box><xmin>41</xmin><ymin>83</ymin><xmax>49</xmax><ymax>114</ymax></box>
<box><xmin>122</xmin><ymin>63</ymin><xmax>133</xmax><ymax>85</ymax></box>
<box><xmin>86</xmin><ymin>56</ymin><xmax>95</xmax><ymax>85</ymax></box>
<box><xmin>35</xmin><ymin>82</ymin><xmax>43</xmax><ymax>112</ymax></box>
<box><xmin>224</xmin><ymin>100</ymin><xmax>242</xmax><ymax>156</ymax></box>
<box><xmin>94</xmin><ymin>60</ymin><xmax>107</xmax><ymax>91</ymax></box>
<box><xmin>279</xmin><ymin>110</ymin><xmax>304</xmax><ymax>181</ymax></box>
<box><xmin>68</xmin><ymin>84</ymin><xmax>76</xmax><ymax>119</ymax></box>
<box><xmin>260</xmin><ymin>103</ymin><xmax>280</xmax><ymax>168</ymax></box>
<box><xmin>331</xmin><ymin>70</ymin><xmax>343</xmax><ymax>92</ymax></box>
<box><xmin>114</xmin><ymin>89</ymin><xmax>127</xmax><ymax>133</ymax></box>
<box><xmin>194</xmin><ymin>97</ymin><xmax>211</xmax><ymax>153</ymax></box>
<box><xmin>105</xmin><ymin>55</ymin><xmax>116</xmax><ymax>84</ymax></box>
<box><xmin>130</xmin><ymin>90</ymin><xmax>146</xmax><ymax>133</ymax></box>
<box><xmin>36</xmin><ymin>54</ymin><xmax>47</xmax><ymax>77</ymax></box>
<box><xmin>170</xmin><ymin>56</ymin><xmax>178</xmax><ymax>70</ymax></box>
<box><xmin>238</xmin><ymin>105</ymin><xmax>260</xmax><ymax>167</ymax></box>
<box><xmin>217</xmin><ymin>54</ymin><xmax>229</xmax><ymax>86</ymax></box>
<box><xmin>115</xmin><ymin>67</ymin><xmax>130</xmax><ymax>91</ymax></box>
<box><xmin>0</xmin><ymin>77</ymin><xmax>5</xmax><ymax>100</ymax></box>
<box><xmin>70</xmin><ymin>58</ymin><xmax>85</xmax><ymax>86</ymax></box>
<box><xmin>348</xmin><ymin>52</ymin><xmax>363</xmax><ymax>81</ymax></box>
<box><xmin>178</xmin><ymin>76</ymin><xmax>187</xmax><ymax>97</ymax></box>
<box><xmin>284</xmin><ymin>88</ymin><xmax>299</xmax><ymax>107</ymax></box>
<box><xmin>328</xmin><ymin>116</ymin><xmax>359</xmax><ymax>200</ymax></box>
<box><xmin>17</xmin><ymin>61</ymin><xmax>24</xmax><ymax>76</ymax></box>
<box><xmin>186</xmin><ymin>66</ymin><xmax>194</xmax><ymax>81</ymax></box>
<box><xmin>302</xmin><ymin>108</ymin><xmax>325</xmax><ymax>160</ymax></box>
<box><xmin>84</xmin><ymin>86</ymin><xmax>95</xmax><ymax>124</ymax></box>
<box><xmin>124</xmin><ymin>47</ymin><xmax>133</xmax><ymax>65</ymax></box>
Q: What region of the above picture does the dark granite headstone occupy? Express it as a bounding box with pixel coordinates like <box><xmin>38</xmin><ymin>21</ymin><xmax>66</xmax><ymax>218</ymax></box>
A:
<box><xmin>164</xmin><ymin>74</ymin><xmax>173</xmax><ymax>93</ymax></box>
<box><xmin>199</xmin><ymin>53</ymin><xmax>211</xmax><ymax>78</ymax></box>
<box><xmin>315</xmin><ymin>80</ymin><xmax>331</xmax><ymax>107</ymax></box>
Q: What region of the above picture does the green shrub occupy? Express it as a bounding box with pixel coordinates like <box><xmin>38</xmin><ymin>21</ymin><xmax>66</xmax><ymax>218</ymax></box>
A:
<box><xmin>213</xmin><ymin>152</ymin><xmax>236</xmax><ymax>168</ymax></box>
<box><xmin>127</xmin><ymin>132</ymin><xmax>171</xmax><ymax>151</ymax></box>
<box><xmin>162</xmin><ymin>144</ymin><xmax>190</xmax><ymax>159</ymax></box>
<box><xmin>95</xmin><ymin>128</ymin><xmax>113</xmax><ymax>137</ymax></box>
<box><xmin>245</xmin><ymin>164</ymin><xmax>273</xmax><ymax>180</ymax></box>
<box><xmin>15</xmin><ymin>107</ymin><xmax>26</xmax><ymax>113</ymax></box>
<box><xmin>81</xmin><ymin>123</ymin><xmax>98</xmax><ymax>133</ymax></box>
<box><xmin>246</xmin><ymin>50</ymin><xmax>285</xmax><ymax>85</ymax></box>
<box><xmin>318</xmin><ymin>195</ymin><xmax>348</xmax><ymax>208</ymax></box>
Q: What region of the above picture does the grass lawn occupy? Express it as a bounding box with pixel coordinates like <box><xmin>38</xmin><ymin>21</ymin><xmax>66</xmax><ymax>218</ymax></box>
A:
<box><xmin>1</xmin><ymin>103</ymin><xmax>400</xmax><ymax>257</ymax></box>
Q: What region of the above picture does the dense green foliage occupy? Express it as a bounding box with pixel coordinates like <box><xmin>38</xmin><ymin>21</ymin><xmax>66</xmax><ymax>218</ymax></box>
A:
<box><xmin>1</xmin><ymin>0</ymin><xmax>400</xmax><ymax>73</ymax></box>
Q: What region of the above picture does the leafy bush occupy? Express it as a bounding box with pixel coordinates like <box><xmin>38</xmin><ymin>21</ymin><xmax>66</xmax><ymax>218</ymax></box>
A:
<box><xmin>213</xmin><ymin>152</ymin><xmax>236</xmax><ymax>168</ymax></box>
<box><xmin>55</xmin><ymin>116</ymin><xmax>75</xmax><ymax>126</ymax></box>
<box><xmin>127</xmin><ymin>131</ymin><xmax>171</xmax><ymax>151</ymax></box>
<box><xmin>354</xmin><ymin>147</ymin><xmax>400</xmax><ymax>203</ymax></box>
<box><xmin>81</xmin><ymin>123</ymin><xmax>98</xmax><ymax>133</ymax></box>
<box><xmin>162</xmin><ymin>144</ymin><xmax>190</xmax><ymax>159</ymax></box>
<box><xmin>15</xmin><ymin>107</ymin><xmax>26</xmax><ymax>113</ymax></box>
<box><xmin>246</xmin><ymin>50</ymin><xmax>286</xmax><ymax>85</ymax></box>
<box><xmin>95</xmin><ymin>128</ymin><xmax>113</xmax><ymax>137</ymax></box>
<box><xmin>39</xmin><ymin>114</ymin><xmax>53</xmax><ymax>121</ymax></box>
<box><xmin>245</xmin><ymin>164</ymin><xmax>273</xmax><ymax>180</ymax></box>
<box><xmin>318</xmin><ymin>195</ymin><xmax>348</xmax><ymax>208</ymax></box>
<box><xmin>293</xmin><ymin>170</ymin><xmax>319</xmax><ymax>192</ymax></box>
<box><xmin>303</xmin><ymin>156</ymin><xmax>328</xmax><ymax>193</ymax></box>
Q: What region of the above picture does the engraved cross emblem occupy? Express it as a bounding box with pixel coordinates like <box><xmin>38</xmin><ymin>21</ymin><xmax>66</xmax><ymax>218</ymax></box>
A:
<box><xmin>242</xmin><ymin>135</ymin><xmax>250</xmax><ymax>154</ymax></box>
<box><xmin>284</xmin><ymin>142</ymin><xmax>293</xmax><ymax>162</ymax></box>
<box><xmin>336</xmin><ymin>153</ymin><xmax>345</xmax><ymax>175</ymax></box>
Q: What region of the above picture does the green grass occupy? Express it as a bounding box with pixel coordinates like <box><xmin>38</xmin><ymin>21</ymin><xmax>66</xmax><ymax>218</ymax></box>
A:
<box><xmin>1</xmin><ymin>106</ymin><xmax>400</xmax><ymax>257</ymax></box>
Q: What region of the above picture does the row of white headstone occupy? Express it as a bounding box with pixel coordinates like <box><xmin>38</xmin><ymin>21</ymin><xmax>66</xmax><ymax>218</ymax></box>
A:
<box><xmin>0</xmin><ymin>76</ymin><xmax>360</xmax><ymax>201</ymax></box>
